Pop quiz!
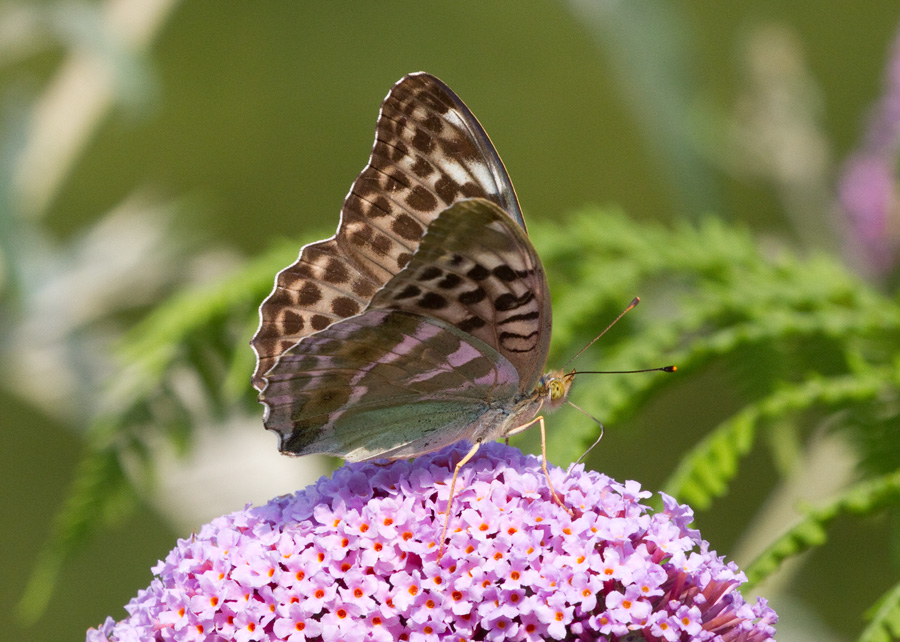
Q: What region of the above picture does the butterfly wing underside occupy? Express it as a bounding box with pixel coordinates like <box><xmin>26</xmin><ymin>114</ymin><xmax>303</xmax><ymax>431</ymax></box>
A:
<box><xmin>261</xmin><ymin>200</ymin><xmax>551</xmax><ymax>460</ymax></box>
<box><xmin>251</xmin><ymin>73</ymin><xmax>524</xmax><ymax>390</ymax></box>
<box><xmin>261</xmin><ymin>308</ymin><xmax>520</xmax><ymax>461</ymax></box>
<box><xmin>367</xmin><ymin>199</ymin><xmax>551</xmax><ymax>394</ymax></box>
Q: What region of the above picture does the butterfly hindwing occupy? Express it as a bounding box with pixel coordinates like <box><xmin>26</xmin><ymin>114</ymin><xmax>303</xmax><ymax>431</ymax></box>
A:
<box><xmin>251</xmin><ymin>73</ymin><xmax>523</xmax><ymax>389</ymax></box>
<box><xmin>261</xmin><ymin>308</ymin><xmax>520</xmax><ymax>460</ymax></box>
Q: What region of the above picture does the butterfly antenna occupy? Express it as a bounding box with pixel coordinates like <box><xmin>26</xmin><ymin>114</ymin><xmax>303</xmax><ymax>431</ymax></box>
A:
<box><xmin>574</xmin><ymin>365</ymin><xmax>677</xmax><ymax>375</ymax></box>
<box><xmin>563</xmin><ymin>363</ymin><xmax>673</xmax><ymax>479</ymax></box>
<box><xmin>564</xmin><ymin>400</ymin><xmax>605</xmax><ymax>473</ymax></box>
<box><xmin>562</xmin><ymin>297</ymin><xmax>641</xmax><ymax>368</ymax></box>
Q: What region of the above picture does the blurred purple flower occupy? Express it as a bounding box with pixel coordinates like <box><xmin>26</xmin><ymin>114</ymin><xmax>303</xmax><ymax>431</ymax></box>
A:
<box><xmin>87</xmin><ymin>442</ymin><xmax>777</xmax><ymax>641</ymax></box>
<box><xmin>838</xmin><ymin>23</ymin><xmax>900</xmax><ymax>276</ymax></box>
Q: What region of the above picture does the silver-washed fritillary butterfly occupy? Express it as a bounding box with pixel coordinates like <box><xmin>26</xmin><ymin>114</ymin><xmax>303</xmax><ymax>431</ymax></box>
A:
<box><xmin>251</xmin><ymin>73</ymin><xmax>576</xmax><ymax>548</ymax></box>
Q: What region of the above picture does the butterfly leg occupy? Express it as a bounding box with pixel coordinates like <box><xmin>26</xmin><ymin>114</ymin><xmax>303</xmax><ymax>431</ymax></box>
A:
<box><xmin>437</xmin><ymin>440</ymin><xmax>482</xmax><ymax>561</ymax></box>
<box><xmin>505</xmin><ymin>416</ymin><xmax>574</xmax><ymax>517</ymax></box>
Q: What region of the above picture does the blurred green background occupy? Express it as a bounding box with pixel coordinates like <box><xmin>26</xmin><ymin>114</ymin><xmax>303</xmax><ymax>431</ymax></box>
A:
<box><xmin>3</xmin><ymin>2</ymin><xmax>900</xmax><ymax>641</ymax></box>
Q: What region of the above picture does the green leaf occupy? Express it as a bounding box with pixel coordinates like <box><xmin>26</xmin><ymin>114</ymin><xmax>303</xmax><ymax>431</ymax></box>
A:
<box><xmin>744</xmin><ymin>468</ymin><xmax>900</xmax><ymax>589</ymax></box>
<box><xmin>860</xmin><ymin>580</ymin><xmax>900</xmax><ymax>642</ymax></box>
<box><xmin>664</xmin><ymin>370</ymin><xmax>895</xmax><ymax>508</ymax></box>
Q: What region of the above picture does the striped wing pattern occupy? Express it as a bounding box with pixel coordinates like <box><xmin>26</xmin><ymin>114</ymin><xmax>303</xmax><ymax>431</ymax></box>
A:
<box><xmin>251</xmin><ymin>73</ymin><xmax>522</xmax><ymax>389</ymax></box>
<box><xmin>368</xmin><ymin>199</ymin><xmax>550</xmax><ymax>394</ymax></box>
<box><xmin>262</xmin><ymin>308</ymin><xmax>520</xmax><ymax>461</ymax></box>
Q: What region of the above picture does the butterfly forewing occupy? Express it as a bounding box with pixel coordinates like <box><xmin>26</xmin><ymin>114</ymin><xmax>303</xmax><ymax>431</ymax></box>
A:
<box><xmin>382</xmin><ymin>75</ymin><xmax>525</xmax><ymax>227</ymax></box>
<box><xmin>251</xmin><ymin>73</ymin><xmax>523</xmax><ymax>389</ymax></box>
<box><xmin>367</xmin><ymin>199</ymin><xmax>551</xmax><ymax>393</ymax></box>
<box><xmin>251</xmin><ymin>239</ymin><xmax>381</xmax><ymax>390</ymax></box>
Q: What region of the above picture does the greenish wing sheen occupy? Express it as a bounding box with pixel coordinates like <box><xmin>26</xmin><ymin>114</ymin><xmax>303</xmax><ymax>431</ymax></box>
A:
<box><xmin>312</xmin><ymin>401</ymin><xmax>498</xmax><ymax>462</ymax></box>
<box><xmin>261</xmin><ymin>308</ymin><xmax>521</xmax><ymax>460</ymax></box>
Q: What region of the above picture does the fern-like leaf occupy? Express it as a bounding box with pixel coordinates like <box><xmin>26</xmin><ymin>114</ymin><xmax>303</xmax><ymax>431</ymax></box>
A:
<box><xmin>744</xmin><ymin>468</ymin><xmax>900</xmax><ymax>589</ymax></box>
<box><xmin>664</xmin><ymin>369</ymin><xmax>897</xmax><ymax>508</ymax></box>
<box><xmin>860</xmin><ymin>580</ymin><xmax>900</xmax><ymax>642</ymax></box>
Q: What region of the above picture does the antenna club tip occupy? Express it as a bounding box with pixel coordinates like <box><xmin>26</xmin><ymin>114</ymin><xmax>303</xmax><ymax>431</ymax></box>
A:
<box><xmin>664</xmin><ymin>365</ymin><xmax>677</xmax><ymax>373</ymax></box>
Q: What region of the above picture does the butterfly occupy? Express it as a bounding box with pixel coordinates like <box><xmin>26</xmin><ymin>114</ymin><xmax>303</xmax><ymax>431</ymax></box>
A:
<box><xmin>251</xmin><ymin>72</ymin><xmax>576</xmax><ymax>545</ymax></box>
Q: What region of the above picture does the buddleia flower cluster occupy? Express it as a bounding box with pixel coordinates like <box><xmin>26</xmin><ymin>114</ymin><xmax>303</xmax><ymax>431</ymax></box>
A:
<box><xmin>87</xmin><ymin>442</ymin><xmax>777</xmax><ymax>641</ymax></box>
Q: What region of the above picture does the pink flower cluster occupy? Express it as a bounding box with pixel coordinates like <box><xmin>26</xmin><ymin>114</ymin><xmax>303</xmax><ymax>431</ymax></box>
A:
<box><xmin>88</xmin><ymin>442</ymin><xmax>776</xmax><ymax>641</ymax></box>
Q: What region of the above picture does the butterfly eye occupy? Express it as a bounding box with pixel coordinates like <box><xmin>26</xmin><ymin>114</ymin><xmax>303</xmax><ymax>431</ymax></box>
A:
<box><xmin>548</xmin><ymin>379</ymin><xmax>566</xmax><ymax>401</ymax></box>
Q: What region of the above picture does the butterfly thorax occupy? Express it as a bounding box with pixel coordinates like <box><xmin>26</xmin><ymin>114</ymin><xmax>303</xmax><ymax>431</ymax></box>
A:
<box><xmin>472</xmin><ymin>369</ymin><xmax>573</xmax><ymax>445</ymax></box>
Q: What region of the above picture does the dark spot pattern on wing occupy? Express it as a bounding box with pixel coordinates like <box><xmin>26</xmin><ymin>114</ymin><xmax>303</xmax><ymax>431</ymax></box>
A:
<box><xmin>366</xmin><ymin>199</ymin><xmax>551</xmax><ymax>392</ymax></box>
<box><xmin>250</xmin><ymin>73</ymin><xmax>524</xmax><ymax>390</ymax></box>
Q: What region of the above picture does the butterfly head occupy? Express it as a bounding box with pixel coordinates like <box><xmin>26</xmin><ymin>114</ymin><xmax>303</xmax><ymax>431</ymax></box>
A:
<box><xmin>538</xmin><ymin>369</ymin><xmax>575</xmax><ymax>410</ymax></box>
